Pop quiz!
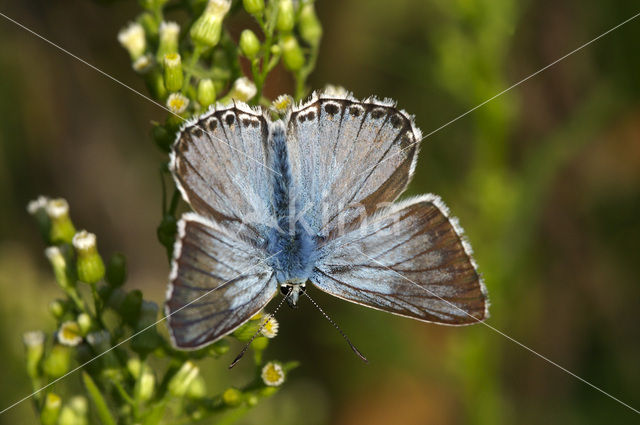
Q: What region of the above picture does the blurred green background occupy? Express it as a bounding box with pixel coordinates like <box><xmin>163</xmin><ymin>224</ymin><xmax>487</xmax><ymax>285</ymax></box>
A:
<box><xmin>1</xmin><ymin>0</ymin><xmax>639</xmax><ymax>424</ymax></box>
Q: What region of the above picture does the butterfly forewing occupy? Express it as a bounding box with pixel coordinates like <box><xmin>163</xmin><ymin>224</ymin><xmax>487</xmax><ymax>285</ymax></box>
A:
<box><xmin>166</xmin><ymin>213</ymin><xmax>277</xmax><ymax>349</ymax></box>
<box><xmin>171</xmin><ymin>103</ymin><xmax>273</xmax><ymax>231</ymax></box>
<box><xmin>286</xmin><ymin>94</ymin><xmax>421</xmax><ymax>239</ymax></box>
<box><xmin>311</xmin><ymin>195</ymin><xmax>488</xmax><ymax>325</ymax></box>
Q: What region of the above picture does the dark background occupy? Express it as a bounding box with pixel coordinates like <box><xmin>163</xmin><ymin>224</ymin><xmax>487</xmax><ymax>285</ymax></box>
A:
<box><xmin>0</xmin><ymin>0</ymin><xmax>639</xmax><ymax>424</ymax></box>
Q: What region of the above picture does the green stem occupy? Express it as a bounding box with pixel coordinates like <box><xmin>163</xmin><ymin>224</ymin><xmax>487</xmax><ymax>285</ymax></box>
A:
<box><xmin>113</xmin><ymin>380</ymin><xmax>135</xmax><ymax>407</ymax></box>
<box><xmin>183</xmin><ymin>45</ymin><xmax>205</xmax><ymax>92</ymax></box>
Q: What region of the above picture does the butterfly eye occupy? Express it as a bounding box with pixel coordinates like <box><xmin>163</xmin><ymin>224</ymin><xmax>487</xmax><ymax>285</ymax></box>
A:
<box><xmin>279</xmin><ymin>285</ymin><xmax>292</xmax><ymax>296</ymax></box>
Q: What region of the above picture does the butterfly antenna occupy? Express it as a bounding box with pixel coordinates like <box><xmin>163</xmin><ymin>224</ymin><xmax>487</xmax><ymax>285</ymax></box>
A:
<box><xmin>302</xmin><ymin>291</ymin><xmax>368</xmax><ymax>364</ymax></box>
<box><xmin>228</xmin><ymin>294</ymin><xmax>288</xmax><ymax>369</ymax></box>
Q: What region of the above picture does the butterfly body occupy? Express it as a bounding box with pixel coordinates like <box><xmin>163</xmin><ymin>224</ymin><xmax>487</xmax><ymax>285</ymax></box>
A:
<box><xmin>165</xmin><ymin>92</ymin><xmax>488</xmax><ymax>350</ymax></box>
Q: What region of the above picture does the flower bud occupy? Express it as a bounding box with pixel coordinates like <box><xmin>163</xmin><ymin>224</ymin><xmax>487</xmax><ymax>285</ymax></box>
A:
<box><xmin>242</xmin><ymin>0</ymin><xmax>264</xmax><ymax>16</ymax></box>
<box><xmin>136</xmin><ymin>366</ymin><xmax>156</xmax><ymax>402</ymax></box>
<box><xmin>261</xmin><ymin>362</ymin><xmax>285</xmax><ymax>386</ymax></box>
<box><xmin>163</xmin><ymin>53</ymin><xmax>184</xmax><ymax>92</ymax></box>
<box><xmin>23</xmin><ymin>330</ymin><xmax>45</xmax><ymax>378</ymax></box>
<box><xmin>27</xmin><ymin>196</ymin><xmax>51</xmax><ymax>242</ymax></box>
<box><xmin>139</xmin><ymin>0</ymin><xmax>169</xmax><ymax>11</ymax></box>
<box><xmin>281</xmin><ymin>35</ymin><xmax>304</xmax><ymax>71</ymax></box>
<box><xmin>45</xmin><ymin>246</ymin><xmax>75</xmax><ymax>292</ymax></box>
<box><xmin>49</xmin><ymin>299</ymin><xmax>67</xmax><ymax>319</ymax></box>
<box><xmin>239</xmin><ymin>29</ymin><xmax>261</xmax><ymax>59</ymax></box>
<box><xmin>57</xmin><ymin>321</ymin><xmax>82</xmax><ymax>347</ymax></box>
<box><xmin>41</xmin><ymin>393</ymin><xmax>62</xmax><ymax>425</ymax></box>
<box><xmin>190</xmin><ymin>0</ymin><xmax>231</xmax><ymax>48</ymax></box>
<box><xmin>58</xmin><ymin>396</ymin><xmax>88</xmax><ymax>425</ymax></box>
<box><xmin>118</xmin><ymin>22</ymin><xmax>146</xmax><ymax>60</ymax></box>
<box><xmin>166</xmin><ymin>93</ymin><xmax>190</xmax><ymax>115</ymax></box>
<box><xmin>132</xmin><ymin>54</ymin><xmax>153</xmax><ymax>73</ymax></box>
<box><xmin>72</xmin><ymin>231</ymin><xmax>105</xmax><ymax>285</ymax></box>
<box><xmin>232</xmin><ymin>318</ymin><xmax>261</xmax><ymax>341</ymax></box>
<box><xmin>77</xmin><ymin>313</ymin><xmax>92</xmax><ymax>335</ymax></box>
<box><xmin>299</xmin><ymin>4</ymin><xmax>322</xmax><ymax>46</ymax></box>
<box><xmin>186</xmin><ymin>375</ymin><xmax>206</xmax><ymax>399</ymax></box>
<box><xmin>246</xmin><ymin>393</ymin><xmax>259</xmax><ymax>406</ymax></box>
<box><xmin>106</xmin><ymin>253</ymin><xmax>127</xmax><ymax>288</ymax></box>
<box><xmin>119</xmin><ymin>290</ymin><xmax>143</xmax><ymax>325</ymax></box>
<box><xmin>208</xmin><ymin>338</ymin><xmax>230</xmax><ymax>356</ymax></box>
<box><xmin>146</xmin><ymin>70</ymin><xmax>168</xmax><ymax>102</ymax></box>
<box><xmin>157</xmin><ymin>21</ymin><xmax>180</xmax><ymax>61</ymax></box>
<box><xmin>168</xmin><ymin>361</ymin><xmax>199</xmax><ymax>397</ymax></box>
<box><xmin>137</xmin><ymin>12</ymin><xmax>159</xmax><ymax>40</ymax></box>
<box><xmin>227</xmin><ymin>77</ymin><xmax>257</xmax><ymax>102</ymax></box>
<box><xmin>46</xmin><ymin>198</ymin><xmax>76</xmax><ymax>244</ymax></box>
<box><xmin>152</xmin><ymin>123</ymin><xmax>173</xmax><ymax>152</ymax></box>
<box><xmin>197</xmin><ymin>78</ymin><xmax>216</xmax><ymax>109</ymax></box>
<box><xmin>43</xmin><ymin>345</ymin><xmax>71</xmax><ymax>379</ymax></box>
<box><xmin>277</xmin><ymin>0</ymin><xmax>295</xmax><ymax>33</ymax></box>
<box><xmin>222</xmin><ymin>387</ymin><xmax>242</xmax><ymax>406</ymax></box>
<box><xmin>252</xmin><ymin>335</ymin><xmax>269</xmax><ymax>351</ymax></box>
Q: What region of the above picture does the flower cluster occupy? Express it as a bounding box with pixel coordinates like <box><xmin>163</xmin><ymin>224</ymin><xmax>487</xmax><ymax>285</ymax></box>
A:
<box><xmin>25</xmin><ymin>197</ymin><xmax>297</xmax><ymax>424</ymax></box>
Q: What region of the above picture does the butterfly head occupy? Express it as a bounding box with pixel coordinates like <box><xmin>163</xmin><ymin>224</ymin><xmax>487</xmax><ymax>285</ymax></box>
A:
<box><xmin>279</xmin><ymin>280</ymin><xmax>306</xmax><ymax>308</ymax></box>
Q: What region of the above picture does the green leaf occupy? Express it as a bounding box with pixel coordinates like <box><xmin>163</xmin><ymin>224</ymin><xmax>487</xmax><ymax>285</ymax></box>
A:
<box><xmin>82</xmin><ymin>372</ymin><xmax>117</xmax><ymax>425</ymax></box>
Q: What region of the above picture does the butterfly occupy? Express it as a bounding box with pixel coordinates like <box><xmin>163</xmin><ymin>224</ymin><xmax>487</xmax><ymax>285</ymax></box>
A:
<box><xmin>165</xmin><ymin>91</ymin><xmax>489</xmax><ymax>350</ymax></box>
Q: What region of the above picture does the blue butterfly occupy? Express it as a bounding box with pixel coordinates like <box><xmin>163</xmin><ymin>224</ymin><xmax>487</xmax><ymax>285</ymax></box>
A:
<box><xmin>165</xmin><ymin>92</ymin><xmax>489</xmax><ymax>350</ymax></box>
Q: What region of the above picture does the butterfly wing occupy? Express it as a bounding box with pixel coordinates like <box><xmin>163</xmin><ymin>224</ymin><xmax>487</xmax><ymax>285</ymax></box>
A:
<box><xmin>286</xmin><ymin>93</ymin><xmax>422</xmax><ymax>238</ymax></box>
<box><xmin>171</xmin><ymin>103</ymin><xmax>274</xmax><ymax>234</ymax></box>
<box><xmin>166</xmin><ymin>213</ymin><xmax>277</xmax><ymax>349</ymax></box>
<box><xmin>311</xmin><ymin>195</ymin><xmax>488</xmax><ymax>325</ymax></box>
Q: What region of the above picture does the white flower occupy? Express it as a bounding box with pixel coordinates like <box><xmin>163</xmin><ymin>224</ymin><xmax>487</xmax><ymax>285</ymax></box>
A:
<box><xmin>45</xmin><ymin>198</ymin><xmax>69</xmax><ymax>219</ymax></box>
<box><xmin>58</xmin><ymin>321</ymin><xmax>82</xmax><ymax>346</ymax></box>
<box><xmin>27</xmin><ymin>196</ymin><xmax>49</xmax><ymax>214</ymax></box>
<box><xmin>72</xmin><ymin>230</ymin><xmax>97</xmax><ymax>253</ymax></box>
<box><xmin>23</xmin><ymin>330</ymin><xmax>46</xmax><ymax>348</ymax></box>
<box><xmin>159</xmin><ymin>21</ymin><xmax>180</xmax><ymax>41</ymax></box>
<box><xmin>323</xmin><ymin>84</ymin><xmax>348</xmax><ymax>97</ymax></box>
<box><xmin>271</xmin><ymin>94</ymin><xmax>293</xmax><ymax>113</ymax></box>
<box><xmin>118</xmin><ymin>22</ymin><xmax>146</xmax><ymax>59</ymax></box>
<box><xmin>261</xmin><ymin>362</ymin><xmax>285</xmax><ymax>386</ymax></box>
<box><xmin>229</xmin><ymin>77</ymin><xmax>257</xmax><ymax>101</ymax></box>
<box><xmin>166</xmin><ymin>93</ymin><xmax>190</xmax><ymax>114</ymax></box>
<box><xmin>260</xmin><ymin>316</ymin><xmax>279</xmax><ymax>338</ymax></box>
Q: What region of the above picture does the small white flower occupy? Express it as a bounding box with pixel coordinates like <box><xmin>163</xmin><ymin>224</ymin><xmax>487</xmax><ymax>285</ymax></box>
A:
<box><xmin>261</xmin><ymin>362</ymin><xmax>285</xmax><ymax>386</ymax></box>
<box><xmin>271</xmin><ymin>94</ymin><xmax>293</xmax><ymax>113</ymax></box>
<box><xmin>323</xmin><ymin>84</ymin><xmax>348</xmax><ymax>97</ymax></box>
<box><xmin>72</xmin><ymin>230</ymin><xmax>97</xmax><ymax>253</ymax></box>
<box><xmin>45</xmin><ymin>198</ymin><xmax>69</xmax><ymax>219</ymax></box>
<box><xmin>166</xmin><ymin>93</ymin><xmax>190</xmax><ymax>114</ymax></box>
<box><xmin>132</xmin><ymin>54</ymin><xmax>153</xmax><ymax>73</ymax></box>
<box><xmin>23</xmin><ymin>330</ymin><xmax>46</xmax><ymax>348</ymax></box>
<box><xmin>229</xmin><ymin>77</ymin><xmax>257</xmax><ymax>101</ymax></box>
<box><xmin>260</xmin><ymin>316</ymin><xmax>279</xmax><ymax>338</ymax></box>
<box><xmin>118</xmin><ymin>22</ymin><xmax>146</xmax><ymax>59</ymax></box>
<box><xmin>58</xmin><ymin>321</ymin><xmax>82</xmax><ymax>346</ymax></box>
<box><xmin>159</xmin><ymin>21</ymin><xmax>180</xmax><ymax>40</ymax></box>
<box><xmin>206</xmin><ymin>0</ymin><xmax>232</xmax><ymax>17</ymax></box>
<box><xmin>45</xmin><ymin>246</ymin><xmax>64</xmax><ymax>264</ymax></box>
<box><xmin>27</xmin><ymin>196</ymin><xmax>49</xmax><ymax>215</ymax></box>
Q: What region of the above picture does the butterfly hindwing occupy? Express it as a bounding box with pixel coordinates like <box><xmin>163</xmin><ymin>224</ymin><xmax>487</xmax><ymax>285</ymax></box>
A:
<box><xmin>286</xmin><ymin>93</ymin><xmax>421</xmax><ymax>238</ymax></box>
<box><xmin>311</xmin><ymin>195</ymin><xmax>488</xmax><ymax>325</ymax></box>
<box><xmin>166</xmin><ymin>213</ymin><xmax>277</xmax><ymax>349</ymax></box>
